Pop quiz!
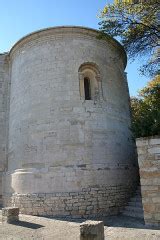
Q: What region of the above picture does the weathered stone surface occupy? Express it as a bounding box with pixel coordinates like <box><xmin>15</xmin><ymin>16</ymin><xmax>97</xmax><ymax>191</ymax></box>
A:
<box><xmin>136</xmin><ymin>136</ymin><xmax>160</xmax><ymax>227</ymax></box>
<box><xmin>0</xmin><ymin>26</ymin><xmax>138</xmax><ymax>217</ymax></box>
<box><xmin>3</xmin><ymin>185</ymin><xmax>136</xmax><ymax>218</ymax></box>
<box><xmin>0</xmin><ymin>53</ymin><xmax>9</xmax><ymax>206</ymax></box>
<box><xmin>80</xmin><ymin>220</ymin><xmax>104</xmax><ymax>240</ymax></box>
<box><xmin>2</xmin><ymin>207</ymin><xmax>19</xmax><ymax>223</ymax></box>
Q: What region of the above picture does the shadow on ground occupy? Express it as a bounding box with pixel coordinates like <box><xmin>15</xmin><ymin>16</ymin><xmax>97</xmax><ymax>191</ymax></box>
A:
<box><xmin>44</xmin><ymin>214</ymin><xmax>159</xmax><ymax>231</ymax></box>
<box><xmin>10</xmin><ymin>220</ymin><xmax>44</xmax><ymax>229</ymax></box>
<box><xmin>103</xmin><ymin>215</ymin><xmax>160</xmax><ymax>230</ymax></box>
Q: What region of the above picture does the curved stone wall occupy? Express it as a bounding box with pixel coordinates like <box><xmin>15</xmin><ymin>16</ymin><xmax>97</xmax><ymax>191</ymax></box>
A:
<box><xmin>4</xmin><ymin>27</ymin><xmax>138</xmax><ymax>217</ymax></box>
<box><xmin>0</xmin><ymin>53</ymin><xmax>10</xmax><ymax>206</ymax></box>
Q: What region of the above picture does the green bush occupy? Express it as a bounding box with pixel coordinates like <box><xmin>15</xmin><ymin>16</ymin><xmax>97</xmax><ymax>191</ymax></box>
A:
<box><xmin>130</xmin><ymin>76</ymin><xmax>160</xmax><ymax>138</ymax></box>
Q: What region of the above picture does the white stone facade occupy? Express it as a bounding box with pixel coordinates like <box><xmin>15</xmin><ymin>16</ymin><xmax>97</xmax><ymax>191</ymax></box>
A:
<box><xmin>0</xmin><ymin>26</ymin><xmax>138</xmax><ymax>217</ymax></box>
<box><xmin>0</xmin><ymin>53</ymin><xmax>10</xmax><ymax>206</ymax></box>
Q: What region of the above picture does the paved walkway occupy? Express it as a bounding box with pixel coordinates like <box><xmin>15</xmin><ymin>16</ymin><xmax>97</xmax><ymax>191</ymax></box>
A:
<box><xmin>0</xmin><ymin>212</ymin><xmax>160</xmax><ymax>240</ymax></box>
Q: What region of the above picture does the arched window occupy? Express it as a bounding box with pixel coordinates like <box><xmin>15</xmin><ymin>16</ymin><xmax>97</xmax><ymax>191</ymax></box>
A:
<box><xmin>78</xmin><ymin>62</ymin><xmax>101</xmax><ymax>102</ymax></box>
<box><xmin>84</xmin><ymin>77</ymin><xmax>91</xmax><ymax>100</ymax></box>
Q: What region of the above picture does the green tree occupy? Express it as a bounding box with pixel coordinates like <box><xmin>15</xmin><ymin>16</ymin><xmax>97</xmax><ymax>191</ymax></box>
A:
<box><xmin>131</xmin><ymin>75</ymin><xmax>160</xmax><ymax>138</ymax></box>
<box><xmin>99</xmin><ymin>0</ymin><xmax>159</xmax><ymax>77</ymax></box>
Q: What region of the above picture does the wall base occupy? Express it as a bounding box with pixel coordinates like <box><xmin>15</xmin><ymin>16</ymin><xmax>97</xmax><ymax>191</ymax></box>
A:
<box><xmin>3</xmin><ymin>184</ymin><xmax>137</xmax><ymax>218</ymax></box>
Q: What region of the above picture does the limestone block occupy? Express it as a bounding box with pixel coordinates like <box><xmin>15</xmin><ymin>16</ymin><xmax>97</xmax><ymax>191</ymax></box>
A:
<box><xmin>149</xmin><ymin>138</ymin><xmax>160</xmax><ymax>145</ymax></box>
<box><xmin>136</xmin><ymin>136</ymin><xmax>160</xmax><ymax>228</ymax></box>
<box><xmin>136</xmin><ymin>139</ymin><xmax>149</xmax><ymax>147</ymax></box>
<box><xmin>2</xmin><ymin>207</ymin><xmax>19</xmax><ymax>223</ymax></box>
<box><xmin>155</xmin><ymin>154</ymin><xmax>160</xmax><ymax>160</ymax></box>
<box><xmin>148</xmin><ymin>147</ymin><xmax>160</xmax><ymax>154</ymax></box>
<box><xmin>80</xmin><ymin>220</ymin><xmax>104</xmax><ymax>240</ymax></box>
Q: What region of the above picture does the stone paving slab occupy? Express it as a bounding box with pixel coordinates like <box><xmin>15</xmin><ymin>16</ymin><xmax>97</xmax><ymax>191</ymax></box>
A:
<box><xmin>0</xmin><ymin>212</ymin><xmax>160</xmax><ymax>240</ymax></box>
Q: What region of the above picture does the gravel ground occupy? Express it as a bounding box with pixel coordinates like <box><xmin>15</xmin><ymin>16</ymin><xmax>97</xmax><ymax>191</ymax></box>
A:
<box><xmin>0</xmin><ymin>212</ymin><xmax>160</xmax><ymax>240</ymax></box>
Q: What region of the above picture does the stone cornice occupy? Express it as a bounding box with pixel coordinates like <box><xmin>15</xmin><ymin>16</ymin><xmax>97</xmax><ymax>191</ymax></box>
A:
<box><xmin>8</xmin><ymin>26</ymin><xmax>127</xmax><ymax>68</ymax></box>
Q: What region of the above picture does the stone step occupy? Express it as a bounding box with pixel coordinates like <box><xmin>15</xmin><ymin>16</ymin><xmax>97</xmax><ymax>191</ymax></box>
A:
<box><xmin>135</xmin><ymin>189</ymin><xmax>142</xmax><ymax>194</ymax></box>
<box><xmin>135</xmin><ymin>190</ymin><xmax>142</xmax><ymax>195</ymax></box>
<box><xmin>122</xmin><ymin>209</ymin><xmax>144</xmax><ymax>219</ymax></box>
<box><xmin>128</xmin><ymin>201</ymin><xmax>143</xmax><ymax>208</ymax></box>
<box><xmin>136</xmin><ymin>188</ymin><xmax>141</xmax><ymax>193</ymax></box>
<box><xmin>129</xmin><ymin>199</ymin><xmax>142</xmax><ymax>205</ymax></box>
<box><xmin>121</xmin><ymin>185</ymin><xmax>144</xmax><ymax>219</ymax></box>
<box><xmin>135</xmin><ymin>195</ymin><xmax>142</xmax><ymax>199</ymax></box>
<box><xmin>130</xmin><ymin>196</ymin><xmax>142</xmax><ymax>202</ymax></box>
<box><xmin>125</xmin><ymin>206</ymin><xmax>144</xmax><ymax>214</ymax></box>
<box><xmin>0</xmin><ymin>199</ymin><xmax>2</xmax><ymax>208</ymax></box>
<box><xmin>136</xmin><ymin>186</ymin><xmax>141</xmax><ymax>191</ymax></box>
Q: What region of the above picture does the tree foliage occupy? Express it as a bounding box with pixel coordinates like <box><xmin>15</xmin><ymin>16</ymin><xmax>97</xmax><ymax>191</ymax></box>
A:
<box><xmin>99</xmin><ymin>0</ymin><xmax>159</xmax><ymax>77</ymax></box>
<box><xmin>130</xmin><ymin>75</ymin><xmax>160</xmax><ymax>138</ymax></box>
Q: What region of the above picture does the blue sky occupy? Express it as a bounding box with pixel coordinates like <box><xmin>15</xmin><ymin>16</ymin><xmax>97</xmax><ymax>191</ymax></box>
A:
<box><xmin>0</xmin><ymin>0</ymin><xmax>149</xmax><ymax>96</ymax></box>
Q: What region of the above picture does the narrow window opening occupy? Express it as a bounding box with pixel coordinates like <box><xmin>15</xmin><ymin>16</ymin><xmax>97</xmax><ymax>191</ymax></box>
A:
<box><xmin>84</xmin><ymin>77</ymin><xmax>91</xmax><ymax>100</ymax></box>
